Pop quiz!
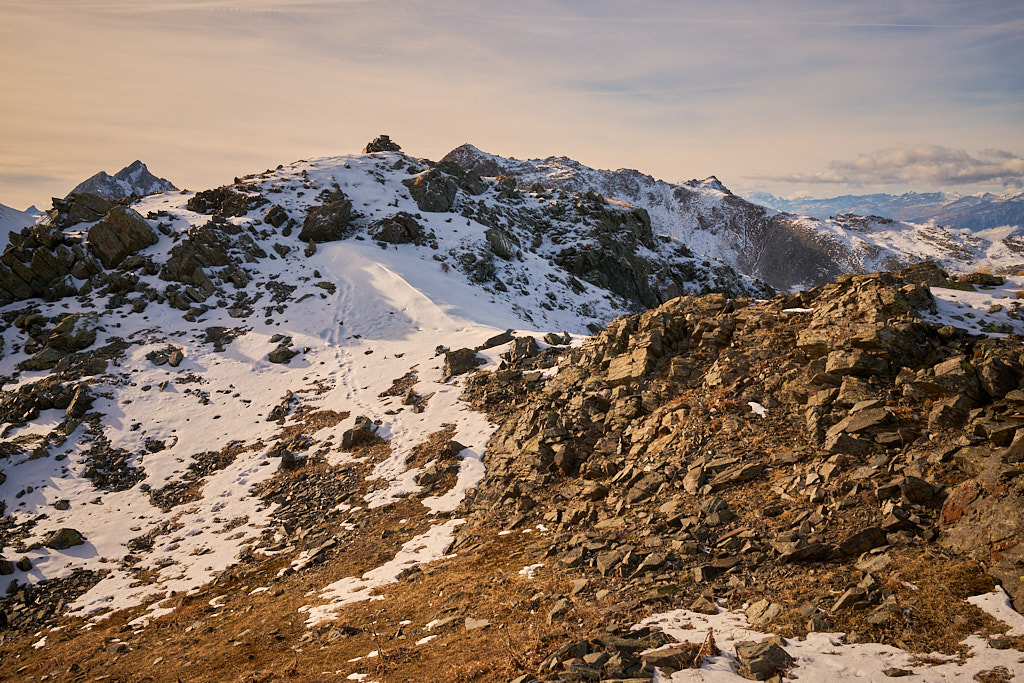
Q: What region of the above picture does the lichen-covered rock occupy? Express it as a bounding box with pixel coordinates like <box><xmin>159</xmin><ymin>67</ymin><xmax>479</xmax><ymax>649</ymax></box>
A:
<box><xmin>86</xmin><ymin>205</ymin><xmax>158</xmax><ymax>268</ymax></box>
<box><xmin>45</xmin><ymin>528</ymin><xmax>86</xmax><ymax>550</ymax></box>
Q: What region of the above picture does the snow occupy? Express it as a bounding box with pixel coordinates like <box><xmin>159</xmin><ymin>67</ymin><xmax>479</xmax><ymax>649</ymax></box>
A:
<box><xmin>518</xmin><ymin>563</ymin><xmax>544</xmax><ymax>578</ymax></box>
<box><xmin>969</xmin><ymin>587</ymin><xmax>1024</xmax><ymax>636</ymax></box>
<box><xmin>746</xmin><ymin>402</ymin><xmax>767</xmax><ymax>418</ymax></box>
<box><xmin>925</xmin><ymin>275</ymin><xmax>1024</xmax><ymax>336</ymax></box>
<box><xmin>640</xmin><ymin>606</ymin><xmax>1024</xmax><ymax>681</ymax></box>
<box><xmin>2</xmin><ymin>150</ymin><xmax>628</xmax><ymax>624</ymax></box>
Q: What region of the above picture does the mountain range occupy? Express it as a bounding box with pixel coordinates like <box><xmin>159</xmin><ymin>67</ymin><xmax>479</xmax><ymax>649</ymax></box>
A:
<box><xmin>1</xmin><ymin>139</ymin><xmax>1023</xmax><ymax>681</ymax></box>
<box><xmin>747</xmin><ymin>190</ymin><xmax>1024</xmax><ymax>231</ymax></box>
<box><xmin>443</xmin><ymin>145</ymin><xmax>1024</xmax><ymax>290</ymax></box>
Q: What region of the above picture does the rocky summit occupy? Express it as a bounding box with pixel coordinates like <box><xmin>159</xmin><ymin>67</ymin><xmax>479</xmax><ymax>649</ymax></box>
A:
<box><xmin>1</xmin><ymin>139</ymin><xmax>1023</xmax><ymax>682</ymax></box>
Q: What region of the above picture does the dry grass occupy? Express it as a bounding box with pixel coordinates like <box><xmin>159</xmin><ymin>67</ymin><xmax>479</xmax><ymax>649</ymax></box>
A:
<box><xmin>0</xmin><ymin>526</ymin><xmax>600</xmax><ymax>683</ymax></box>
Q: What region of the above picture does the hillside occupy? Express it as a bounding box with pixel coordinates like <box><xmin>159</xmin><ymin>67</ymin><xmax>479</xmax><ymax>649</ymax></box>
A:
<box><xmin>1</xmin><ymin>140</ymin><xmax>1023</xmax><ymax>682</ymax></box>
<box><xmin>0</xmin><ymin>203</ymin><xmax>41</xmax><ymax>252</ymax></box>
<box><xmin>748</xmin><ymin>190</ymin><xmax>1024</xmax><ymax>232</ymax></box>
<box><xmin>443</xmin><ymin>145</ymin><xmax>1024</xmax><ymax>290</ymax></box>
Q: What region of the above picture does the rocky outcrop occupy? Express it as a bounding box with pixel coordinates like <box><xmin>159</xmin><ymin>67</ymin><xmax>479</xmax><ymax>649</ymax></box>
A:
<box><xmin>299</xmin><ymin>190</ymin><xmax>353</xmax><ymax>243</ymax></box>
<box><xmin>187</xmin><ymin>185</ymin><xmax>266</xmax><ymax>217</ymax></box>
<box><xmin>370</xmin><ymin>212</ymin><xmax>426</xmax><ymax>245</ymax></box>
<box><xmin>86</xmin><ymin>206</ymin><xmax>158</xmax><ymax>269</ymax></box>
<box><xmin>403</xmin><ymin>161</ymin><xmax>487</xmax><ymax>213</ymax></box>
<box><xmin>456</xmin><ymin>263</ymin><xmax>1024</xmax><ymax>651</ymax></box>
<box><xmin>362</xmin><ymin>135</ymin><xmax>402</xmax><ymax>154</ymax></box>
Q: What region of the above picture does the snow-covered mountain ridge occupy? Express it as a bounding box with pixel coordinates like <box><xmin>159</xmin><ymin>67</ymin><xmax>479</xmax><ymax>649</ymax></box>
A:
<box><xmin>748</xmin><ymin>190</ymin><xmax>1024</xmax><ymax>231</ymax></box>
<box><xmin>444</xmin><ymin>145</ymin><xmax>1024</xmax><ymax>290</ymax></box>
<box><xmin>2</xmin><ymin>140</ymin><xmax>1024</xmax><ymax>681</ymax></box>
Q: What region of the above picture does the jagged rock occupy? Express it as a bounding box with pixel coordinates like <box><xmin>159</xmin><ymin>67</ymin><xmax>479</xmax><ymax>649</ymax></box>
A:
<box><xmin>264</xmin><ymin>205</ymin><xmax>289</xmax><ymax>228</ymax></box>
<box><xmin>404</xmin><ymin>168</ymin><xmax>459</xmax><ymax>212</ymax></box>
<box><xmin>50</xmin><ymin>193</ymin><xmax>117</xmax><ymax>227</ymax></box>
<box><xmin>477</xmin><ymin>329</ymin><xmax>514</xmax><ymax>350</ymax></box>
<box><xmin>363</xmin><ymin>134</ymin><xmax>402</xmax><ymax>153</ymax></box>
<box><xmin>267</xmin><ymin>344</ymin><xmax>299</xmax><ymax>364</ymax></box>
<box><xmin>86</xmin><ymin>205</ymin><xmax>158</xmax><ymax>269</ymax></box>
<box><xmin>734</xmin><ymin>640</ymin><xmax>795</xmax><ymax>680</ymax></box>
<box><xmin>160</xmin><ymin>223</ymin><xmax>234</xmax><ymax>288</ymax></box>
<box><xmin>370</xmin><ymin>212</ymin><xmax>424</xmax><ymax>245</ymax></box>
<box><xmin>505</xmin><ymin>336</ymin><xmax>539</xmax><ymax>363</ymax></box>
<box><xmin>299</xmin><ymin>191</ymin><xmax>353</xmax><ymax>242</ymax></box>
<box><xmin>187</xmin><ymin>186</ymin><xmax>262</xmax><ymax>217</ymax></box>
<box><xmin>838</xmin><ymin>527</ymin><xmax>888</xmax><ymax>556</ymax></box>
<box><xmin>45</xmin><ymin>314</ymin><xmax>97</xmax><ymax>351</ymax></box>
<box><xmin>45</xmin><ymin>528</ymin><xmax>86</xmax><ymax>550</ymax></box>
<box><xmin>485</xmin><ymin>226</ymin><xmax>519</xmax><ymax>260</ymax></box>
<box><xmin>745</xmin><ymin>599</ymin><xmax>783</xmax><ymax>627</ymax></box>
<box><xmin>342</xmin><ymin>416</ymin><xmax>377</xmax><ymax>449</ymax></box>
<box><xmin>443</xmin><ymin>348</ymin><xmax>484</xmax><ymax>380</ymax></box>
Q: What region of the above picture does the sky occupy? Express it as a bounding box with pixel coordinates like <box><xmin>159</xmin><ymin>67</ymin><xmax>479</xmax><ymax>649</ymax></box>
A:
<box><xmin>1</xmin><ymin>0</ymin><xmax>1023</xmax><ymax>210</ymax></box>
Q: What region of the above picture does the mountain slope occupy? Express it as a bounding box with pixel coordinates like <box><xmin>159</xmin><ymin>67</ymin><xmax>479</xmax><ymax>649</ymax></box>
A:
<box><xmin>443</xmin><ymin>145</ymin><xmax>1024</xmax><ymax>289</ymax></box>
<box><xmin>68</xmin><ymin>160</ymin><xmax>177</xmax><ymax>199</ymax></box>
<box><xmin>1</xmin><ymin>143</ymin><xmax>1024</xmax><ymax>681</ymax></box>
<box><xmin>749</xmin><ymin>190</ymin><xmax>1024</xmax><ymax>231</ymax></box>
<box><xmin>0</xmin><ymin>202</ymin><xmax>40</xmax><ymax>251</ymax></box>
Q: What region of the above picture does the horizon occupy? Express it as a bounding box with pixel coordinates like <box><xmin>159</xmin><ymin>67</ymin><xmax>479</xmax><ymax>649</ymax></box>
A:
<box><xmin>2</xmin><ymin>1</ymin><xmax>1023</xmax><ymax>209</ymax></box>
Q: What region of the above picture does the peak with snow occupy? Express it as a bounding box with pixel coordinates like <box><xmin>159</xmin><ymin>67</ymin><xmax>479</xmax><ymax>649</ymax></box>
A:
<box><xmin>67</xmin><ymin>160</ymin><xmax>177</xmax><ymax>200</ymax></box>
<box><xmin>442</xmin><ymin>145</ymin><xmax>1024</xmax><ymax>289</ymax></box>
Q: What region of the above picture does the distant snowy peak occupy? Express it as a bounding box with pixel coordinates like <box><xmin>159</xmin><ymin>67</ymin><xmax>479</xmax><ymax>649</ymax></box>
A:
<box><xmin>68</xmin><ymin>160</ymin><xmax>177</xmax><ymax>200</ymax></box>
<box><xmin>0</xmin><ymin>202</ymin><xmax>41</xmax><ymax>249</ymax></box>
<box><xmin>747</xmin><ymin>190</ymin><xmax>1024</xmax><ymax>230</ymax></box>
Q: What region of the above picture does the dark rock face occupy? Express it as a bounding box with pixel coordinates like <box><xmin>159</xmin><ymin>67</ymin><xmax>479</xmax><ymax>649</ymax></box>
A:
<box><xmin>299</xmin><ymin>191</ymin><xmax>353</xmax><ymax>243</ymax></box>
<box><xmin>443</xmin><ymin>348</ymin><xmax>485</xmax><ymax>380</ymax></box>
<box><xmin>187</xmin><ymin>185</ymin><xmax>267</xmax><ymax>217</ymax></box>
<box><xmin>404</xmin><ymin>168</ymin><xmax>459</xmax><ymax>213</ymax></box>
<box><xmin>86</xmin><ymin>206</ymin><xmax>158</xmax><ymax>269</ymax></box>
<box><xmin>370</xmin><ymin>212</ymin><xmax>425</xmax><ymax>245</ymax></box>
<box><xmin>402</xmin><ymin>161</ymin><xmax>488</xmax><ymax>214</ymax></box>
<box><xmin>362</xmin><ymin>134</ymin><xmax>402</xmax><ymax>153</ymax></box>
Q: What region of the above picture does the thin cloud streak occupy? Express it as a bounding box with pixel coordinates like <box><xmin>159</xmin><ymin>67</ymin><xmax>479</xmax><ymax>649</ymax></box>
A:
<box><xmin>754</xmin><ymin>146</ymin><xmax>1024</xmax><ymax>190</ymax></box>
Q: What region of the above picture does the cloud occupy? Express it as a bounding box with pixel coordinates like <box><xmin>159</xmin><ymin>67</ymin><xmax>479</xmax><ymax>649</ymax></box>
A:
<box><xmin>757</xmin><ymin>145</ymin><xmax>1024</xmax><ymax>189</ymax></box>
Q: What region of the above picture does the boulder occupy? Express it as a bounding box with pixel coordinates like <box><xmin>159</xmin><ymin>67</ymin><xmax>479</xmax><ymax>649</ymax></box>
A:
<box><xmin>733</xmin><ymin>640</ymin><xmax>795</xmax><ymax>681</ymax></box>
<box><xmin>45</xmin><ymin>528</ymin><xmax>86</xmax><ymax>550</ymax></box>
<box><xmin>370</xmin><ymin>212</ymin><xmax>424</xmax><ymax>244</ymax></box>
<box><xmin>299</xmin><ymin>191</ymin><xmax>353</xmax><ymax>242</ymax></box>
<box><xmin>485</xmin><ymin>227</ymin><xmax>519</xmax><ymax>260</ymax></box>
<box><xmin>264</xmin><ymin>205</ymin><xmax>289</xmax><ymax>228</ymax></box>
<box><xmin>403</xmin><ymin>169</ymin><xmax>459</xmax><ymax>213</ymax></box>
<box><xmin>342</xmin><ymin>416</ymin><xmax>377</xmax><ymax>449</ymax></box>
<box><xmin>86</xmin><ymin>206</ymin><xmax>158</xmax><ymax>268</ymax></box>
<box><xmin>267</xmin><ymin>344</ymin><xmax>299</xmax><ymax>364</ymax></box>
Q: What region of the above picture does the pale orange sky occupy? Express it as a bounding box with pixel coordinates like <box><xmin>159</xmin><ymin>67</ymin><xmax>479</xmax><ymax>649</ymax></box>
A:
<box><xmin>2</xmin><ymin>0</ymin><xmax>1023</xmax><ymax>209</ymax></box>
